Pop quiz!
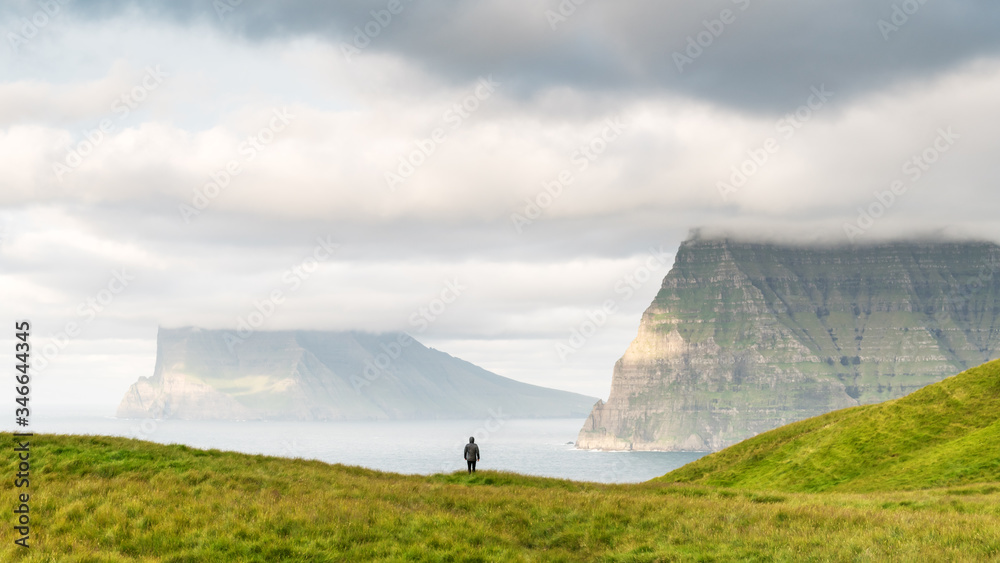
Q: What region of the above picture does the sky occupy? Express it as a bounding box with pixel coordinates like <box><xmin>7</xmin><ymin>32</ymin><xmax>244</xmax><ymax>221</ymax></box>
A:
<box><xmin>2</xmin><ymin>0</ymin><xmax>1000</xmax><ymax>412</ymax></box>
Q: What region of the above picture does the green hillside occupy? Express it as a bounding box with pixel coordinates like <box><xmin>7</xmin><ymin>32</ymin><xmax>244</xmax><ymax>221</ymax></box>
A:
<box><xmin>3</xmin><ymin>433</ymin><xmax>1000</xmax><ymax>561</ymax></box>
<box><xmin>660</xmin><ymin>359</ymin><xmax>1000</xmax><ymax>492</ymax></box>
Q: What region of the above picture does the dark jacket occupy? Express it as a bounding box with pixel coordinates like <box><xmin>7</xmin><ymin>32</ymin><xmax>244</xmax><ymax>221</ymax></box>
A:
<box><xmin>464</xmin><ymin>443</ymin><xmax>480</xmax><ymax>461</ymax></box>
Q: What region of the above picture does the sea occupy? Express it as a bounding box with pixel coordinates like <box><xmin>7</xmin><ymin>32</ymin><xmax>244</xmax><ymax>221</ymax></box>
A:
<box><xmin>28</xmin><ymin>415</ymin><xmax>707</xmax><ymax>484</ymax></box>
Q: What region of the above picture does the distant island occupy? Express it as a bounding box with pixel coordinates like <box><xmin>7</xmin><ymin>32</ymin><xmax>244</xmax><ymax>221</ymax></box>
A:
<box><xmin>579</xmin><ymin>235</ymin><xmax>1000</xmax><ymax>452</ymax></box>
<box><xmin>117</xmin><ymin>327</ymin><xmax>597</xmax><ymax>420</ymax></box>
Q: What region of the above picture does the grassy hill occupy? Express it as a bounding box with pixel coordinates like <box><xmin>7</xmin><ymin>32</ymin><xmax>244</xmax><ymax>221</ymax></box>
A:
<box><xmin>2</xmin><ymin>433</ymin><xmax>1000</xmax><ymax>561</ymax></box>
<box><xmin>660</xmin><ymin>359</ymin><xmax>1000</xmax><ymax>492</ymax></box>
<box><xmin>5</xmin><ymin>360</ymin><xmax>1000</xmax><ymax>560</ymax></box>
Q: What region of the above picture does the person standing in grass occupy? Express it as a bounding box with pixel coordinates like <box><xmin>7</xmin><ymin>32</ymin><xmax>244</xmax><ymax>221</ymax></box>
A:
<box><xmin>464</xmin><ymin>437</ymin><xmax>480</xmax><ymax>474</ymax></box>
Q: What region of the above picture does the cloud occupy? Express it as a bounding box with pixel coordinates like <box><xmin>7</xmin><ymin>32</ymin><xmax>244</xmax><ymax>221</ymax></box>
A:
<box><xmin>27</xmin><ymin>0</ymin><xmax>1000</xmax><ymax>112</ymax></box>
<box><xmin>4</xmin><ymin>43</ymin><xmax>998</xmax><ymax>240</ymax></box>
<box><xmin>2</xmin><ymin>2</ymin><xmax>1000</xmax><ymax>407</ymax></box>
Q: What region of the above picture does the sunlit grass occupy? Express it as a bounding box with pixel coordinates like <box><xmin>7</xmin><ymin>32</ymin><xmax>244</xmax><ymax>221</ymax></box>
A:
<box><xmin>1</xmin><ymin>433</ymin><xmax>999</xmax><ymax>561</ymax></box>
<box><xmin>662</xmin><ymin>359</ymin><xmax>1000</xmax><ymax>493</ymax></box>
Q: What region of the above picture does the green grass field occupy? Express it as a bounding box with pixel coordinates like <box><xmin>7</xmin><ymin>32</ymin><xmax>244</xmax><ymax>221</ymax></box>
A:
<box><xmin>4</xmin><ymin>360</ymin><xmax>1000</xmax><ymax>561</ymax></box>
<box><xmin>661</xmin><ymin>358</ymin><xmax>1000</xmax><ymax>493</ymax></box>
<box><xmin>0</xmin><ymin>433</ymin><xmax>997</xmax><ymax>562</ymax></box>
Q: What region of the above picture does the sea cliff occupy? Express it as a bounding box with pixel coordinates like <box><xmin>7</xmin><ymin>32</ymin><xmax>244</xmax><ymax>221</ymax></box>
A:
<box><xmin>578</xmin><ymin>236</ymin><xmax>1000</xmax><ymax>451</ymax></box>
<box><xmin>119</xmin><ymin>328</ymin><xmax>597</xmax><ymax>420</ymax></box>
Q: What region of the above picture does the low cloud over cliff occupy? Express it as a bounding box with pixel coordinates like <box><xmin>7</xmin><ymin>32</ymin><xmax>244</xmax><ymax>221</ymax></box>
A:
<box><xmin>2</xmin><ymin>0</ymin><xmax>999</xmax><ymax>407</ymax></box>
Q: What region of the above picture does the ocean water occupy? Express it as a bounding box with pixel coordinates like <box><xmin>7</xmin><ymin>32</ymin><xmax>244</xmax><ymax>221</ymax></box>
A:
<box><xmin>29</xmin><ymin>416</ymin><xmax>707</xmax><ymax>483</ymax></box>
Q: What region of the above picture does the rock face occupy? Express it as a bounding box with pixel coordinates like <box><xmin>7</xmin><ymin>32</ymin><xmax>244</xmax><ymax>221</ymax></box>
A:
<box><xmin>577</xmin><ymin>236</ymin><xmax>1000</xmax><ymax>452</ymax></box>
<box><xmin>119</xmin><ymin>328</ymin><xmax>597</xmax><ymax>420</ymax></box>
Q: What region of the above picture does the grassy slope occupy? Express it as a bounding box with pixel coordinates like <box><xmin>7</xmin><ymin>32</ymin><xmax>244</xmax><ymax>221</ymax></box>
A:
<box><xmin>1</xmin><ymin>434</ymin><xmax>1000</xmax><ymax>561</ymax></box>
<box><xmin>5</xmin><ymin>359</ymin><xmax>1000</xmax><ymax>560</ymax></box>
<box><xmin>660</xmin><ymin>359</ymin><xmax>1000</xmax><ymax>493</ymax></box>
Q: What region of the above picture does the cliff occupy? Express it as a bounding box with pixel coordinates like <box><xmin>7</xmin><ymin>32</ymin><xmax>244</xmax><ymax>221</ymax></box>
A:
<box><xmin>577</xmin><ymin>236</ymin><xmax>1000</xmax><ymax>451</ymax></box>
<box><xmin>118</xmin><ymin>328</ymin><xmax>597</xmax><ymax>420</ymax></box>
